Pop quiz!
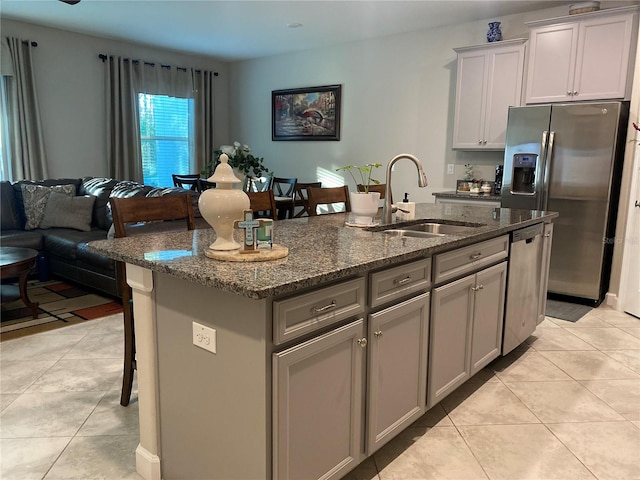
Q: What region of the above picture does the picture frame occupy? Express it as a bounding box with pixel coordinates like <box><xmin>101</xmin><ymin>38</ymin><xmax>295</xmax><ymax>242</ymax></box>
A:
<box><xmin>272</xmin><ymin>85</ymin><xmax>341</xmax><ymax>141</ymax></box>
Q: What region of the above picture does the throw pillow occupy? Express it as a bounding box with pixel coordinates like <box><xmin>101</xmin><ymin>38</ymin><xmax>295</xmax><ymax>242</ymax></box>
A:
<box><xmin>40</xmin><ymin>192</ymin><xmax>96</xmax><ymax>232</ymax></box>
<box><xmin>21</xmin><ymin>184</ymin><xmax>76</xmax><ymax>230</ymax></box>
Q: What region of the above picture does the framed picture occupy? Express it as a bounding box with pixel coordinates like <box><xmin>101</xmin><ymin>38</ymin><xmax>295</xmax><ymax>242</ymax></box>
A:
<box><xmin>272</xmin><ymin>85</ymin><xmax>341</xmax><ymax>141</ymax></box>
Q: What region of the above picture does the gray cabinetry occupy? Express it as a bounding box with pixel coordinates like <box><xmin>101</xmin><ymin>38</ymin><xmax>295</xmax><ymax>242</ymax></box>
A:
<box><xmin>273</xmin><ymin>319</ymin><xmax>365</xmax><ymax>480</ymax></box>
<box><xmin>428</xmin><ymin>261</ymin><xmax>507</xmax><ymax>408</ymax></box>
<box><xmin>367</xmin><ymin>292</ymin><xmax>430</xmax><ymax>454</ymax></box>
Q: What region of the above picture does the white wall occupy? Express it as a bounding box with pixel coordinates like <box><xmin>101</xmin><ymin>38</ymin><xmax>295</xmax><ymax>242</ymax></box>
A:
<box><xmin>228</xmin><ymin>5</ymin><xmax>571</xmax><ymax>203</ymax></box>
<box><xmin>0</xmin><ymin>18</ymin><xmax>231</xmax><ymax>179</ymax></box>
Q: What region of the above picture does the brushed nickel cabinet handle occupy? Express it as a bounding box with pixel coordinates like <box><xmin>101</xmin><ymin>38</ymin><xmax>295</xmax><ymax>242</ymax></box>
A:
<box><xmin>311</xmin><ymin>301</ymin><xmax>337</xmax><ymax>314</ymax></box>
<box><xmin>394</xmin><ymin>276</ymin><xmax>412</xmax><ymax>285</ymax></box>
<box><xmin>357</xmin><ymin>338</ymin><xmax>368</xmax><ymax>347</ymax></box>
<box><xmin>470</xmin><ymin>252</ymin><xmax>482</xmax><ymax>260</ymax></box>
<box><xmin>374</xmin><ymin>330</ymin><xmax>383</xmax><ymax>338</ymax></box>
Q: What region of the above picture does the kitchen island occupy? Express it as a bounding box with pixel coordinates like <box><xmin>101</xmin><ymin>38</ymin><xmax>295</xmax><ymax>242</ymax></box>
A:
<box><xmin>89</xmin><ymin>203</ymin><xmax>556</xmax><ymax>480</ymax></box>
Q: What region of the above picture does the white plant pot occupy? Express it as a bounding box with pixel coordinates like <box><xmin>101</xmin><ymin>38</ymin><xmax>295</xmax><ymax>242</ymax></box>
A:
<box><xmin>349</xmin><ymin>191</ymin><xmax>381</xmax><ymax>224</ymax></box>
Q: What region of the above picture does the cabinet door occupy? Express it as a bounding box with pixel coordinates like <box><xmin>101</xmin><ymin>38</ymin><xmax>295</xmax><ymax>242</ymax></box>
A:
<box><xmin>483</xmin><ymin>45</ymin><xmax>525</xmax><ymax>148</ymax></box>
<box><xmin>573</xmin><ymin>13</ymin><xmax>634</xmax><ymax>101</ymax></box>
<box><xmin>273</xmin><ymin>319</ymin><xmax>365</xmax><ymax>480</ymax></box>
<box><xmin>367</xmin><ymin>292</ymin><xmax>429</xmax><ymax>454</ymax></box>
<box><xmin>526</xmin><ymin>23</ymin><xmax>579</xmax><ymax>104</ymax></box>
<box><xmin>470</xmin><ymin>262</ymin><xmax>507</xmax><ymax>375</ymax></box>
<box><xmin>452</xmin><ymin>50</ymin><xmax>487</xmax><ymax>149</ymax></box>
<box><xmin>428</xmin><ymin>274</ymin><xmax>475</xmax><ymax>408</ymax></box>
<box><xmin>538</xmin><ymin>223</ymin><xmax>554</xmax><ymax>325</ymax></box>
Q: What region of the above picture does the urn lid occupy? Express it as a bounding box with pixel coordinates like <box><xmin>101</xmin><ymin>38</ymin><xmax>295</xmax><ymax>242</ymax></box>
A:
<box><xmin>208</xmin><ymin>153</ymin><xmax>241</xmax><ymax>184</ymax></box>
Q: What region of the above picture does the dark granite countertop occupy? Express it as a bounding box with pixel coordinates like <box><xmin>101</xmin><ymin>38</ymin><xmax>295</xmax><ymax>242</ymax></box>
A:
<box><xmin>433</xmin><ymin>190</ymin><xmax>502</xmax><ymax>201</ymax></box>
<box><xmin>88</xmin><ymin>203</ymin><xmax>556</xmax><ymax>299</ymax></box>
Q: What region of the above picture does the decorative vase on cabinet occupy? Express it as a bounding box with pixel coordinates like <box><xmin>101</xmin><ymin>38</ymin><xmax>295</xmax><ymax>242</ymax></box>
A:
<box><xmin>487</xmin><ymin>22</ymin><xmax>502</xmax><ymax>42</ymax></box>
<box><xmin>198</xmin><ymin>153</ymin><xmax>250</xmax><ymax>251</ymax></box>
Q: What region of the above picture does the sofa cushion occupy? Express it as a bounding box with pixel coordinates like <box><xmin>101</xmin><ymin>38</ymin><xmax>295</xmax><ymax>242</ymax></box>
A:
<box><xmin>42</xmin><ymin>228</ymin><xmax>107</xmax><ymax>262</ymax></box>
<box><xmin>79</xmin><ymin>177</ymin><xmax>120</xmax><ymax>230</ymax></box>
<box><xmin>40</xmin><ymin>192</ymin><xmax>96</xmax><ymax>232</ymax></box>
<box><xmin>21</xmin><ymin>184</ymin><xmax>76</xmax><ymax>230</ymax></box>
<box><xmin>1</xmin><ymin>181</ymin><xmax>22</xmax><ymax>230</ymax></box>
<box><xmin>0</xmin><ymin>229</ymin><xmax>44</xmax><ymax>250</ymax></box>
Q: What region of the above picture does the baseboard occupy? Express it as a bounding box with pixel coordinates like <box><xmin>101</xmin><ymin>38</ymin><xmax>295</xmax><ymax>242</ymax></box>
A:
<box><xmin>605</xmin><ymin>292</ymin><xmax>620</xmax><ymax>310</ymax></box>
<box><xmin>136</xmin><ymin>444</ymin><xmax>161</xmax><ymax>480</ymax></box>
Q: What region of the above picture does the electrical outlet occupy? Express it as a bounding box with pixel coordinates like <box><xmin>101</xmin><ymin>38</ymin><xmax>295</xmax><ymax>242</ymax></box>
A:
<box><xmin>192</xmin><ymin>322</ymin><xmax>216</xmax><ymax>354</ymax></box>
<box><xmin>447</xmin><ymin>164</ymin><xmax>454</xmax><ymax>175</ymax></box>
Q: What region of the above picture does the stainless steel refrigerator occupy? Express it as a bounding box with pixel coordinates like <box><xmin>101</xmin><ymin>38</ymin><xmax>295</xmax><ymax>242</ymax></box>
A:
<box><xmin>501</xmin><ymin>101</ymin><xmax>629</xmax><ymax>305</ymax></box>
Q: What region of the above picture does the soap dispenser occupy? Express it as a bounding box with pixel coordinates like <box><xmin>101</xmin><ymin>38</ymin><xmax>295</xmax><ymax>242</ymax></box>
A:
<box><xmin>400</xmin><ymin>192</ymin><xmax>415</xmax><ymax>220</ymax></box>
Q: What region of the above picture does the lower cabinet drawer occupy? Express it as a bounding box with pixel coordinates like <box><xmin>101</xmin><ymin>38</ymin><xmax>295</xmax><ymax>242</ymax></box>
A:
<box><xmin>433</xmin><ymin>235</ymin><xmax>508</xmax><ymax>284</ymax></box>
<box><xmin>369</xmin><ymin>258</ymin><xmax>431</xmax><ymax>308</ymax></box>
<box><xmin>273</xmin><ymin>277</ymin><xmax>366</xmax><ymax>345</ymax></box>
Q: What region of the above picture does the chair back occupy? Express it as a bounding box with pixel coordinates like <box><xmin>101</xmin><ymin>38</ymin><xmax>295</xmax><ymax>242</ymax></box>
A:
<box><xmin>357</xmin><ymin>183</ymin><xmax>390</xmax><ymax>202</ymax></box>
<box><xmin>198</xmin><ymin>179</ymin><xmax>216</xmax><ymax>191</ymax></box>
<box><xmin>307</xmin><ymin>186</ymin><xmax>351</xmax><ymax>215</ymax></box>
<box><xmin>172</xmin><ymin>174</ymin><xmax>201</xmax><ymax>191</ymax></box>
<box><xmin>293</xmin><ymin>182</ymin><xmax>322</xmax><ymax>218</ymax></box>
<box><xmin>272</xmin><ymin>177</ymin><xmax>297</xmax><ymax>199</ymax></box>
<box><xmin>110</xmin><ymin>194</ymin><xmax>196</xmax><ymax>238</ymax></box>
<box><xmin>243</xmin><ymin>176</ymin><xmax>274</xmax><ymax>193</ymax></box>
<box><xmin>247</xmin><ymin>190</ymin><xmax>278</xmax><ymax>220</ymax></box>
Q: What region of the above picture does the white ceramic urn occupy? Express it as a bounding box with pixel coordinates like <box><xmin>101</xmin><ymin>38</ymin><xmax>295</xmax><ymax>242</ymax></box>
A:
<box><xmin>199</xmin><ymin>153</ymin><xmax>250</xmax><ymax>251</ymax></box>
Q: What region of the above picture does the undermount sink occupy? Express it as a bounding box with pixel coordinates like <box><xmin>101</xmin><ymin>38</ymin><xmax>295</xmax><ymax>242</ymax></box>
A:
<box><xmin>381</xmin><ymin>221</ymin><xmax>485</xmax><ymax>239</ymax></box>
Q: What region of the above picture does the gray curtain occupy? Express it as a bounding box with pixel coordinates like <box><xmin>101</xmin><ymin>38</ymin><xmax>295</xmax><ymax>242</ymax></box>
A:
<box><xmin>2</xmin><ymin>37</ymin><xmax>48</xmax><ymax>180</ymax></box>
<box><xmin>104</xmin><ymin>56</ymin><xmax>142</xmax><ymax>182</ymax></box>
<box><xmin>103</xmin><ymin>55</ymin><xmax>216</xmax><ymax>182</ymax></box>
<box><xmin>192</xmin><ymin>69</ymin><xmax>215</xmax><ymax>175</ymax></box>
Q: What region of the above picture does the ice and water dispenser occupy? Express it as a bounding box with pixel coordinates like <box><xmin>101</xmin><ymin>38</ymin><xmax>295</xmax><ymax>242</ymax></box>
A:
<box><xmin>511</xmin><ymin>153</ymin><xmax>538</xmax><ymax>194</ymax></box>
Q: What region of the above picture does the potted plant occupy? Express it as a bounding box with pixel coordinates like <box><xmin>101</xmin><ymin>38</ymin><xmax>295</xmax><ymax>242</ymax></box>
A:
<box><xmin>336</xmin><ymin>163</ymin><xmax>382</xmax><ymax>223</ymax></box>
<box><xmin>202</xmin><ymin>141</ymin><xmax>270</xmax><ymax>178</ymax></box>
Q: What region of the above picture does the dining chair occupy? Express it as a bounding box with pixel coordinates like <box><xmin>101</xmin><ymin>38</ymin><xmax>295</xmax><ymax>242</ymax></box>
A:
<box><xmin>247</xmin><ymin>190</ymin><xmax>278</xmax><ymax>219</ymax></box>
<box><xmin>172</xmin><ymin>174</ymin><xmax>201</xmax><ymax>191</ymax></box>
<box><xmin>293</xmin><ymin>181</ymin><xmax>322</xmax><ymax>218</ymax></box>
<box><xmin>357</xmin><ymin>183</ymin><xmax>391</xmax><ymax>203</ymax></box>
<box><xmin>243</xmin><ymin>176</ymin><xmax>274</xmax><ymax>193</ymax></box>
<box><xmin>272</xmin><ymin>177</ymin><xmax>298</xmax><ymax>219</ymax></box>
<box><xmin>109</xmin><ymin>194</ymin><xmax>196</xmax><ymax>406</ymax></box>
<box><xmin>198</xmin><ymin>179</ymin><xmax>216</xmax><ymax>191</ymax></box>
<box><xmin>307</xmin><ymin>185</ymin><xmax>351</xmax><ymax>215</ymax></box>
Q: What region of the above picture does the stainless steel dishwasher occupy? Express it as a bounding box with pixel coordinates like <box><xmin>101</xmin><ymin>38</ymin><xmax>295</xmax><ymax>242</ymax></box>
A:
<box><xmin>502</xmin><ymin>223</ymin><xmax>544</xmax><ymax>355</ymax></box>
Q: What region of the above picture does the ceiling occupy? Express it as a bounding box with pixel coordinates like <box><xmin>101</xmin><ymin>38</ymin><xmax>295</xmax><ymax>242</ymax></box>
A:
<box><xmin>1</xmin><ymin>0</ymin><xmax>581</xmax><ymax>61</ymax></box>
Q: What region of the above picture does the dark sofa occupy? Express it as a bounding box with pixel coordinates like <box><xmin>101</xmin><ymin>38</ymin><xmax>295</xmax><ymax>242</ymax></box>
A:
<box><xmin>0</xmin><ymin>177</ymin><xmax>200</xmax><ymax>298</ymax></box>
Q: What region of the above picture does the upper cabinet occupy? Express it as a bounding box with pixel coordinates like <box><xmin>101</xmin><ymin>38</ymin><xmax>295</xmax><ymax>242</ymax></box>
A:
<box><xmin>452</xmin><ymin>39</ymin><xmax>526</xmax><ymax>150</ymax></box>
<box><xmin>525</xmin><ymin>6</ymin><xmax>639</xmax><ymax>104</ymax></box>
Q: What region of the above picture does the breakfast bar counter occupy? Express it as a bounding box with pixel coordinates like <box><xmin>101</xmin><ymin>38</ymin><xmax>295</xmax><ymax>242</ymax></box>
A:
<box><xmin>89</xmin><ymin>203</ymin><xmax>557</xmax><ymax>480</ymax></box>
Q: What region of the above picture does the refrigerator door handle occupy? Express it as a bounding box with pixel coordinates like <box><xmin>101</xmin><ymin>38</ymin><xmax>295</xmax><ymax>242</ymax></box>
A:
<box><xmin>540</xmin><ymin>131</ymin><xmax>555</xmax><ymax>211</ymax></box>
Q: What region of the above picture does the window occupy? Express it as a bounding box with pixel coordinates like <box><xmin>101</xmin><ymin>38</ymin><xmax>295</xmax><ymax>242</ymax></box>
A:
<box><xmin>138</xmin><ymin>93</ymin><xmax>194</xmax><ymax>187</ymax></box>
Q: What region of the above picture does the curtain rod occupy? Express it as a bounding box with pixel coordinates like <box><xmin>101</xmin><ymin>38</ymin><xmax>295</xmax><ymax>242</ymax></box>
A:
<box><xmin>97</xmin><ymin>53</ymin><xmax>218</xmax><ymax>76</ymax></box>
<box><xmin>22</xmin><ymin>41</ymin><xmax>38</xmax><ymax>47</ymax></box>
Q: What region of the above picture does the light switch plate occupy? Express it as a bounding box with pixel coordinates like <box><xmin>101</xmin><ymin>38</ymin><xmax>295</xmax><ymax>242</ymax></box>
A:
<box><xmin>447</xmin><ymin>164</ymin><xmax>454</xmax><ymax>175</ymax></box>
<box><xmin>192</xmin><ymin>322</ymin><xmax>216</xmax><ymax>354</ymax></box>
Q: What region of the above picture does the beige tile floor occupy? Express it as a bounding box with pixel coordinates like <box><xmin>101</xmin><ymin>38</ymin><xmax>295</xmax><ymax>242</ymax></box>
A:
<box><xmin>1</xmin><ymin>305</ymin><xmax>639</xmax><ymax>480</ymax></box>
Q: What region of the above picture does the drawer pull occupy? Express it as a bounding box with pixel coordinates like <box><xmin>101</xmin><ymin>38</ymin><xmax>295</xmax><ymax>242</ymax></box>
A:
<box><xmin>469</xmin><ymin>252</ymin><xmax>482</xmax><ymax>260</ymax></box>
<box><xmin>471</xmin><ymin>284</ymin><xmax>484</xmax><ymax>292</ymax></box>
<box><xmin>311</xmin><ymin>301</ymin><xmax>337</xmax><ymax>314</ymax></box>
<box><xmin>374</xmin><ymin>330</ymin><xmax>383</xmax><ymax>338</ymax></box>
<box><xmin>394</xmin><ymin>276</ymin><xmax>412</xmax><ymax>285</ymax></box>
<box><xmin>357</xmin><ymin>338</ymin><xmax>368</xmax><ymax>348</ymax></box>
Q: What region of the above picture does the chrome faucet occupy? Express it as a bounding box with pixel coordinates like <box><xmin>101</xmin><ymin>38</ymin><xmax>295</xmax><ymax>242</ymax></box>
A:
<box><xmin>382</xmin><ymin>154</ymin><xmax>428</xmax><ymax>224</ymax></box>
